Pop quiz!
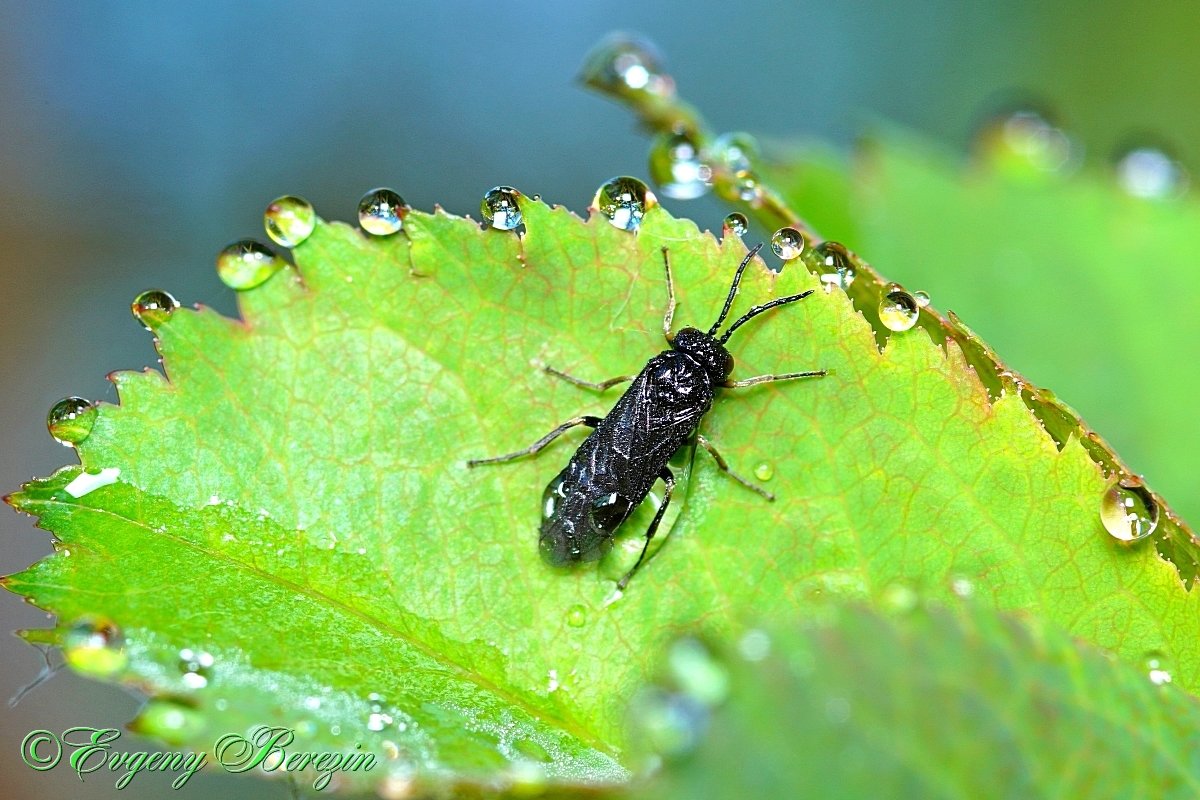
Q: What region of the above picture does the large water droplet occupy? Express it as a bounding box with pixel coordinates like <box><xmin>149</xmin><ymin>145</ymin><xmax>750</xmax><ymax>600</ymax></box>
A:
<box><xmin>710</xmin><ymin>132</ymin><xmax>760</xmax><ymax>174</ymax></box>
<box><xmin>668</xmin><ymin>637</ymin><xmax>730</xmax><ymax>706</ymax></box>
<box><xmin>770</xmin><ymin>227</ymin><xmax>805</xmax><ymax>261</ymax></box>
<box><xmin>879</xmin><ymin>285</ymin><xmax>920</xmax><ymax>332</ymax></box>
<box><xmin>1115</xmin><ymin>146</ymin><xmax>1188</xmax><ymax>200</ymax></box>
<box><xmin>480</xmin><ymin>186</ymin><xmax>523</xmax><ymax>231</ymax></box>
<box><xmin>216</xmin><ymin>240</ymin><xmax>284</xmax><ymax>290</ymax></box>
<box><xmin>913</xmin><ymin>290</ymin><xmax>931</xmax><ymax>307</ymax></box>
<box><xmin>648</xmin><ymin>130</ymin><xmax>711</xmax><ymax>200</ymax></box>
<box><xmin>63</xmin><ymin>616</ymin><xmax>127</xmax><ymax>677</ymax></box>
<box><xmin>358</xmin><ymin>189</ymin><xmax>407</xmax><ymax>236</ymax></box>
<box><xmin>580</xmin><ymin>33</ymin><xmax>674</xmax><ymax>99</ymax></box>
<box><xmin>131</xmin><ymin>289</ymin><xmax>179</xmax><ymax>331</ymax></box>
<box><xmin>977</xmin><ymin>108</ymin><xmax>1074</xmax><ymax>174</ymax></box>
<box><xmin>814</xmin><ymin>241</ymin><xmax>856</xmax><ymax>293</ymax></box>
<box><xmin>263</xmin><ymin>195</ymin><xmax>316</xmax><ymax>247</ymax></box>
<box><xmin>722</xmin><ymin>213</ymin><xmax>748</xmax><ymax>239</ymax></box>
<box><xmin>134</xmin><ymin>699</ymin><xmax>204</xmax><ymax>745</ymax></box>
<box><xmin>47</xmin><ymin>397</ymin><xmax>97</xmax><ymax>447</ymax></box>
<box><xmin>566</xmin><ymin>604</ymin><xmax>587</xmax><ymax>628</ymax></box>
<box><xmin>177</xmin><ymin>648</ymin><xmax>214</xmax><ymax>689</ymax></box>
<box><xmin>1100</xmin><ymin>478</ymin><xmax>1159</xmax><ymax>542</ymax></box>
<box><xmin>594</xmin><ymin>176</ymin><xmax>654</xmax><ymax>232</ymax></box>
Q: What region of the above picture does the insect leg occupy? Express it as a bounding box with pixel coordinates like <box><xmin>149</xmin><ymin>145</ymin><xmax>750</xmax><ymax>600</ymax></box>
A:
<box><xmin>696</xmin><ymin>434</ymin><xmax>775</xmax><ymax>501</ymax></box>
<box><xmin>543</xmin><ymin>365</ymin><xmax>632</xmax><ymax>392</ymax></box>
<box><xmin>466</xmin><ymin>416</ymin><xmax>601</xmax><ymax>467</ymax></box>
<box><xmin>723</xmin><ymin>369</ymin><xmax>827</xmax><ymax>389</ymax></box>
<box><xmin>661</xmin><ymin>246</ymin><xmax>676</xmax><ymax>342</ymax></box>
<box><xmin>616</xmin><ymin>466</ymin><xmax>676</xmax><ymax>591</ymax></box>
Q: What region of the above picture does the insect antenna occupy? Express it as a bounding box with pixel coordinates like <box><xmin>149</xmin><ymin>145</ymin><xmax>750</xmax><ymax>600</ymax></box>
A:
<box><xmin>706</xmin><ymin>244</ymin><xmax>764</xmax><ymax>336</ymax></box>
<box><xmin>717</xmin><ymin>289</ymin><xmax>815</xmax><ymax>345</ymax></box>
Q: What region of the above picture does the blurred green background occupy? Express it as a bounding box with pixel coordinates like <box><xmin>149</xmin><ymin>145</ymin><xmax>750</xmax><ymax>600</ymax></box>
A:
<box><xmin>1</xmin><ymin>2</ymin><xmax>1196</xmax><ymax>797</ymax></box>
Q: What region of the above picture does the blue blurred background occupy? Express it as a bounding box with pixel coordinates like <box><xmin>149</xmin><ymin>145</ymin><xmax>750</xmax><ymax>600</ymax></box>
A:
<box><xmin>1</xmin><ymin>2</ymin><xmax>1194</xmax><ymax>797</ymax></box>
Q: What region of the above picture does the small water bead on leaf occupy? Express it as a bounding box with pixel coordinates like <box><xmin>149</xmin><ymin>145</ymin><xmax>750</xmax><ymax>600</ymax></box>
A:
<box><xmin>722</xmin><ymin>212</ymin><xmax>748</xmax><ymax>239</ymax></box>
<box><xmin>263</xmin><ymin>195</ymin><xmax>316</xmax><ymax>247</ymax></box>
<box><xmin>913</xmin><ymin>290</ymin><xmax>931</xmax><ymax>307</ymax></box>
<box><xmin>216</xmin><ymin>239</ymin><xmax>285</xmax><ymax>290</ymax></box>
<box><xmin>880</xmin><ymin>582</ymin><xmax>920</xmax><ymax>614</ymax></box>
<box><xmin>1115</xmin><ymin>146</ymin><xmax>1188</xmax><ymax>200</ymax></box>
<box><xmin>753</xmin><ymin>461</ymin><xmax>774</xmax><ymax>482</ymax></box>
<box><xmin>177</xmin><ymin>647</ymin><xmax>214</xmax><ymax>689</ymax></box>
<box><xmin>648</xmin><ymin>130</ymin><xmax>712</xmax><ymax>200</ymax></box>
<box><xmin>813</xmin><ymin>241</ymin><xmax>856</xmax><ymax>293</ymax></box>
<box><xmin>579</xmin><ymin>32</ymin><xmax>674</xmax><ymax>99</ymax></box>
<box><xmin>878</xmin><ymin>284</ymin><xmax>921</xmax><ymax>332</ymax></box>
<box><xmin>47</xmin><ymin>396</ymin><xmax>97</xmax><ymax>447</ymax></box>
<box><xmin>1100</xmin><ymin>477</ymin><xmax>1160</xmax><ymax>542</ymax></box>
<box><xmin>133</xmin><ymin>699</ymin><xmax>205</xmax><ymax>745</ymax></box>
<box><xmin>566</xmin><ymin>604</ymin><xmax>587</xmax><ymax>628</ymax></box>
<box><xmin>130</xmin><ymin>289</ymin><xmax>180</xmax><ymax>331</ymax></box>
<box><xmin>357</xmin><ymin>188</ymin><xmax>408</xmax><ymax>236</ymax></box>
<box><xmin>1145</xmin><ymin>651</ymin><xmax>1173</xmax><ymax>686</ymax></box>
<box><xmin>63</xmin><ymin>616</ymin><xmax>127</xmax><ymax>677</ymax></box>
<box><xmin>480</xmin><ymin>186</ymin><xmax>523</xmax><ymax>231</ymax></box>
<box><xmin>593</xmin><ymin>176</ymin><xmax>655</xmax><ymax>232</ymax></box>
<box><xmin>770</xmin><ymin>227</ymin><xmax>805</xmax><ymax>261</ymax></box>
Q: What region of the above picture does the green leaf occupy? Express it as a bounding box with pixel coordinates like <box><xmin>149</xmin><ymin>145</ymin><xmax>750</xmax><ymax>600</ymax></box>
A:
<box><xmin>636</xmin><ymin>602</ymin><xmax>1200</xmax><ymax>800</ymax></box>
<box><xmin>763</xmin><ymin>128</ymin><xmax>1200</xmax><ymax>531</ymax></box>
<box><xmin>6</xmin><ymin>196</ymin><xmax>1200</xmax><ymax>793</ymax></box>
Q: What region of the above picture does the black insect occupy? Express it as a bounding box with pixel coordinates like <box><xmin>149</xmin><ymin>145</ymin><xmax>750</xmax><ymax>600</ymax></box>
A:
<box><xmin>467</xmin><ymin>244</ymin><xmax>825</xmax><ymax>590</ymax></box>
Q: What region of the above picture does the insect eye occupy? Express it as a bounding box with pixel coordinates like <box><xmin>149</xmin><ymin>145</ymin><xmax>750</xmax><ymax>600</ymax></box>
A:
<box><xmin>588</xmin><ymin>492</ymin><xmax>633</xmax><ymax>532</ymax></box>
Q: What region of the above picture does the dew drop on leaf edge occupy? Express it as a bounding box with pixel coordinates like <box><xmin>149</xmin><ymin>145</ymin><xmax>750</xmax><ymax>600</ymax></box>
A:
<box><xmin>134</xmin><ymin>699</ymin><xmax>204</xmax><ymax>745</ymax></box>
<box><xmin>47</xmin><ymin>396</ymin><xmax>97</xmax><ymax>447</ymax></box>
<box><xmin>814</xmin><ymin>241</ymin><xmax>856</xmax><ymax>293</ymax></box>
<box><xmin>1100</xmin><ymin>478</ymin><xmax>1159</xmax><ymax>542</ymax></box>
<box><xmin>357</xmin><ymin>188</ymin><xmax>407</xmax><ymax>236</ymax></box>
<box><xmin>879</xmin><ymin>284</ymin><xmax>921</xmax><ymax>332</ymax></box>
<box><xmin>579</xmin><ymin>32</ymin><xmax>674</xmax><ymax>99</ymax></box>
<box><xmin>480</xmin><ymin>186</ymin><xmax>523</xmax><ymax>231</ymax></box>
<box><xmin>594</xmin><ymin>176</ymin><xmax>654</xmax><ymax>232</ymax></box>
<box><xmin>177</xmin><ymin>647</ymin><xmax>215</xmax><ymax>690</ymax></box>
<box><xmin>770</xmin><ymin>227</ymin><xmax>805</xmax><ymax>261</ymax></box>
<box><xmin>722</xmin><ymin>212</ymin><xmax>748</xmax><ymax>239</ymax></box>
<box><xmin>131</xmin><ymin>289</ymin><xmax>180</xmax><ymax>331</ymax></box>
<box><xmin>63</xmin><ymin>616</ymin><xmax>127</xmax><ymax>677</ymax></box>
<box><xmin>263</xmin><ymin>195</ymin><xmax>317</xmax><ymax>247</ymax></box>
<box><xmin>216</xmin><ymin>240</ymin><xmax>285</xmax><ymax>290</ymax></box>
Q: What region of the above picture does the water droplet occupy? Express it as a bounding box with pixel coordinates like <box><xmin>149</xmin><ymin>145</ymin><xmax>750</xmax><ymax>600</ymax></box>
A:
<box><xmin>177</xmin><ymin>648</ymin><xmax>214</xmax><ymax>689</ymax></box>
<box><xmin>367</xmin><ymin>711</ymin><xmax>394</xmax><ymax>732</ymax></box>
<box><xmin>48</xmin><ymin>397</ymin><xmax>97</xmax><ymax>447</ymax></box>
<box><xmin>63</xmin><ymin>616</ymin><xmax>127</xmax><ymax>677</ymax></box>
<box><xmin>134</xmin><ymin>699</ymin><xmax>204</xmax><ymax>745</ymax></box>
<box><xmin>977</xmin><ymin>108</ymin><xmax>1074</xmax><ymax>174</ymax></box>
<box><xmin>579</xmin><ymin>33</ymin><xmax>674</xmax><ymax>99</ymax></box>
<box><xmin>736</xmin><ymin>629</ymin><xmax>771</xmax><ymax>662</ymax></box>
<box><xmin>950</xmin><ymin>575</ymin><xmax>974</xmax><ymax>598</ymax></box>
<box><xmin>753</xmin><ymin>462</ymin><xmax>774</xmax><ymax>482</ymax></box>
<box><xmin>566</xmin><ymin>604</ymin><xmax>587</xmax><ymax>628</ymax></box>
<box><xmin>668</xmin><ymin>637</ymin><xmax>729</xmax><ymax>706</ymax></box>
<box><xmin>648</xmin><ymin>130</ymin><xmax>711</xmax><ymax>200</ymax></box>
<box><xmin>64</xmin><ymin>467</ymin><xmax>120</xmax><ymax>498</ymax></box>
<box><xmin>357</xmin><ymin>188</ymin><xmax>407</xmax><ymax>236</ymax></box>
<box><xmin>880</xmin><ymin>582</ymin><xmax>919</xmax><ymax>614</ymax></box>
<box><xmin>1115</xmin><ymin>146</ymin><xmax>1188</xmax><ymax>199</ymax></box>
<box><xmin>263</xmin><ymin>195</ymin><xmax>316</xmax><ymax>247</ymax></box>
<box><xmin>813</xmin><ymin>241</ymin><xmax>856</xmax><ymax>293</ymax></box>
<box><xmin>216</xmin><ymin>240</ymin><xmax>284</xmax><ymax>290</ymax></box>
<box><xmin>480</xmin><ymin>186</ymin><xmax>523</xmax><ymax>231</ymax></box>
<box><xmin>1145</xmin><ymin>652</ymin><xmax>1173</xmax><ymax>686</ymax></box>
<box><xmin>879</xmin><ymin>285</ymin><xmax>920</xmax><ymax>332</ymax></box>
<box><xmin>130</xmin><ymin>289</ymin><xmax>179</xmax><ymax>331</ymax></box>
<box><xmin>913</xmin><ymin>290</ymin><xmax>931</xmax><ymax>307</ymax></box>
<box><xmin>722</xmin><ymin>212</ymin><xmax>748</xmax><ymax>239</ymax></box>
<box><xmin>770</xmin><ymin>227</ymin><xmax>805</xmax><ymax>261</ymax></box>
<box><xmin>734</xmin><ymin>172</ymin><xmax>764</xmax><ymax>205</ymax></box>
<box><xmin>594</xmin><ymin>176</ymin><xmax>654</xmax><ymax>232</ymax></box>
<box><xmin>630</xmin><ymin>687</ymin><xmax>707</xmax><ymax>758</ymax></box>
<box><xmin>1100</xmin><ymin>477</ymin><xmax>1159</xmax><ymax>542</ymax></box>
<box><xmin>710</xmin><ymin>132</ymin><xmax>759</xmax><ymax>174</ymax></box>
<box><xmin>546</xmin><ymin>669</ymin><xmax>560</xmax><ymax>693</ymax></box>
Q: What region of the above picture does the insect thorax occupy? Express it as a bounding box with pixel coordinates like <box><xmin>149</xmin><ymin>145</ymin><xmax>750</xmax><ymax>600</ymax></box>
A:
<box><xmin>669</xmin><ymin>326</ymin><xmax>733</xmax><ymax>385</ymax></box>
